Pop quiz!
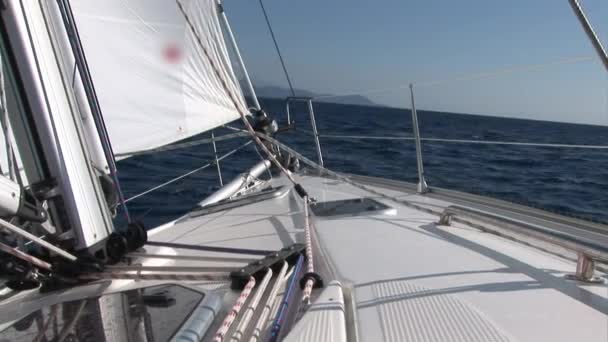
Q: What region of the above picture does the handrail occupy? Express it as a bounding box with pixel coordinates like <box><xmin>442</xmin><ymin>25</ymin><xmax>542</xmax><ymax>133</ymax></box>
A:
<box><xmin>286</xmin><ymin>97</ymin><xmax>324</xmax><ymax>166</ymax></box>
<box><xmin>409</xmin><ymin>84</ymin><xmax>428</xmax><ymax>193</ymax></box>
<box><xmin>439</xmin><ymin>205</ymin><xmax>608</xmax><ymax>282</ymax></box>
<box><xmin>299</xmin><ymin>130</ymin><xmax>608</xmax><ymax>149</ymax></box>
<box><xmin>123</xmin><ymin>140</ymin><xmax>253</xmax><ymax>203</ymax></box>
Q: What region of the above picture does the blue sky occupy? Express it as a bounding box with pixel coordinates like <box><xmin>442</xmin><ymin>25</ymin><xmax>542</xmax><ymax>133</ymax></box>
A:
<box><xmin>223</xmin><ymin>0</ymin><xmax>608</xmax><ymax>125</ymax></box>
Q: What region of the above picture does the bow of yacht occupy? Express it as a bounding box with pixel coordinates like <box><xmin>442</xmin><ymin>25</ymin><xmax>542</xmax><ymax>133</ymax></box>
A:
<box><xmin>0</xmin><ymin>0</ymin><xmax>606</xmax><ymax>341</ymax></box>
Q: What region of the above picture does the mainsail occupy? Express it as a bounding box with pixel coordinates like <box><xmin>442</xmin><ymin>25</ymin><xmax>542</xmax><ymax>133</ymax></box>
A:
<box><xmin>70</xmin><ymin>0</ymin><xmax>248</xmax><ymax>157</ymax></box>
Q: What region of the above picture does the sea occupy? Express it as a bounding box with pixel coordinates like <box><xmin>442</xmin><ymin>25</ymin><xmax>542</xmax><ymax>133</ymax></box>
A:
<box><xmin>115</xmin><ymin>97</ymin><xmax>608</xmax><ymax>229</ymax></box>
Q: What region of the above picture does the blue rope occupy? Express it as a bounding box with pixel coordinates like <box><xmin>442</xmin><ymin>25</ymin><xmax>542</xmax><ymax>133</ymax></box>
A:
<box><xmin>268</xmin><ymin>254</ymin><xmax>304</xmax><ymax>341</ymax></box>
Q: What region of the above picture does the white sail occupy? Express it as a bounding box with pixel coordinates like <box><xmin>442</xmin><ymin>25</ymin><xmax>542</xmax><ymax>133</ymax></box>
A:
<box><xmin>70</xmin><ymin>0</ymin><xmax>248</xmax><ymax>157</ymax></box>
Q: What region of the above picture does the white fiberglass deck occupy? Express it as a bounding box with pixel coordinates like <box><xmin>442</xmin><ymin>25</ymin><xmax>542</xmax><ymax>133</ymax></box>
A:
<box><xmin>0</xmin><ymin>172</ymin><xmax>606</xmax><ymax>342</ymax></box>
<box><xmin>146</xmin><ymin>172</ymin><xmax>607</xmax><ymax>342</ymax></box>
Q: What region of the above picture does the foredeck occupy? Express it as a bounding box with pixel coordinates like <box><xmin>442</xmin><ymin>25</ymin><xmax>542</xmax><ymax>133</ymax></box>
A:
<box><xmin>0</xmin><ymin>172</ymin><xmax>606</xmax><ymax>341</ymax></box>
<box><xmin>137</xmin><ymin>172</ymin><xmax>608</xmax><ymax>341</ymax></box>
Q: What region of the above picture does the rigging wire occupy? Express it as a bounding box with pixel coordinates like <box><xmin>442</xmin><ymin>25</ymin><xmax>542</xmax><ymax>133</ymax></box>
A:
<box><xmin>300</xmin><ymin>129</ymin><xmax>608</xmax><ymax>149</ymax></box>
<box><xmin>210</xmin><ymin>131</ymin><xmax>224</xmax><ymax>186</ymax></box>
<box><xmin>252</xmin><ymin>130</ymin><xmax>443</xmax><ymax>216</ymax></box>
<box><xmin>123</xmin><ymin>140</ymin><xmax>252</xmax><ymax>203</ymax></box>
<box><xmin>175</xmin><ymin>0</ymin><xmax>299</xmax><ymax>187</ymax></box>
<box><xmin>258</xmin><ymin>0</ymin><xmax>296</xmax><ymax>97</ymax></box>
<box><xmin>313</xmin><ymin>55</ymin><xmax>594</xmax><ymax>100</ymax></box>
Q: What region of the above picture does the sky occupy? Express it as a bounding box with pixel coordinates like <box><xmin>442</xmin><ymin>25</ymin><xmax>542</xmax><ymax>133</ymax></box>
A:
<box><xmin>223</xmin><ymin>0</ymin><xmax>608</xmax><ymax>125</ymax></box>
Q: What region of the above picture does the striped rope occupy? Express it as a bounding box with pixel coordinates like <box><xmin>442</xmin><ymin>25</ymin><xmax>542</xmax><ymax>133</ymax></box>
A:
<box><xmin>301</xmin><ymin>196</ymin><xmax>316</xmax><ymax>305</ymax></box>
<box><xmin>0</xmin><ymin>217</ymin><xmax>77</xmax><ymax>261</ymax></box>
<box><xmin>213</xmin><ymin>276</ymin><xmax>256</xmax><ymax>342</ymax></box>
<box><xmin>0</xmin><ymin>241</ymin><xmax>51</xmax><ymax>270</ymax></box>
<box><xmin>230</xmin><ymin>268</ymin><xmax>273</xmax><ymax>342</ymax></box>
<box><xmin>249</xmin><ymin>262</ymin><xmax>288</xmax><ymax>342</ymax></box>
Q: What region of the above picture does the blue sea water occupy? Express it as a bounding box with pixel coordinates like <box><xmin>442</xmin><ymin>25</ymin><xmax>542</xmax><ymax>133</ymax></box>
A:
<box><xmin>116</xmin><ymin>98</ymin><xmax>608</xmax><ymax>229</ymax></box>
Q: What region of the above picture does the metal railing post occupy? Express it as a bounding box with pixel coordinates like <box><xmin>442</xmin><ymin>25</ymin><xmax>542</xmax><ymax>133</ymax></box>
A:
<box><xmin>218</xmin><ymin>1</ymin><xmax>262</xmax><ymax>110</ymax></box>
<box><xmin>307</xmin><ymin>100</ymin><xmax>324</xmax><ymax>167</ymax></box>
<box><xmin>409</xmin><ymin>84</ymin><xmax>428</xmax><ymax>193</ymax></box>
<box><xmin>211</xmin><ymin>131</ymin><xmax>223</xmax><ymax>186</ymax></box>
<box><xmin>285</xmin><ymin>100</ymin><xmax>292</xmax><ymax>125</ymax></box>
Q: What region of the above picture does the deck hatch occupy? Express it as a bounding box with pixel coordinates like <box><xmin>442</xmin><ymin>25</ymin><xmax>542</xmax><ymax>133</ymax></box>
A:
<box><xmin>0</xmin><ymin>285</ymin><xmax>207</xmax><ymax>341</ymax></box>
<box><xmin>310</xmin><ymin>197</ymin><xmax>395</xmax><ymax>218</ymax></box>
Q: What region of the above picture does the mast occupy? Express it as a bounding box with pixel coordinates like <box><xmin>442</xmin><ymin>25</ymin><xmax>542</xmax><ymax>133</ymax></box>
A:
<box><xmin>568</xmin><ymin>0</ymin><xmax>608</xmax><ymax>72</ymax></box>
<box><xmin>1</xmin><ymin>1</ymin><xmax>115</xmax><ymax>250</ymax></box>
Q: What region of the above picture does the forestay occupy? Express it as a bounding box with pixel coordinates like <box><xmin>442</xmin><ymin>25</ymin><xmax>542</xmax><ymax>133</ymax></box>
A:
<box><xmin>71</xmin><ymin>0</ymin><xmax>247</xmax><ymax>157</ymax></box>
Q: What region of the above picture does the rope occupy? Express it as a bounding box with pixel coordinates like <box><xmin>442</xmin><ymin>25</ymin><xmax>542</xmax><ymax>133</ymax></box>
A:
<box><xmin>249</xmin><ymin>261</ymin><xmax>288</xmax><ymax>342</ymax></box>
<box><xmin>127</xmin><ymin>252</ymin><xmax>255</xmax><ymax>263</ymax></box>
<box><xmin>303</xmin><ymin>130</ymin><xmax>608</xmax><ymax>149</ymax></box>
<box><xmin>258</xmin><ymin>0</ymin><xmax>296</xmax><ymax>97</ymax></box>
<box><xmin>105</xmin><ymin>265</ymin><xmax>236</xmax><ymax>273</ymax></box>
<box><xmin>0</xmin><ymin>217</ymin><xmax>77</xmax><ymax>261</ymax></box>
<box><xmin>213</xmin><ymin>276</ymin><xmax>256</xmax><ymax>342</ymax></box>
<box><xmin>145</xmin><ymin>241</ymin><xmax>274</xmax><ymax>256</ymax></box>
<box><xmin>300</xmin><ymin>196</ymin><xmax>316</xmax><ymax>305</ymax></box>
<box><xmin>269</xmin><ymin>255</ymin><xmax>304</xmax><ymax>342</ymax></box>
<box><xmin>79</xmin><ymin>271</ymin><xmax>230</xmax><ymax>282</ymax></box>
<box><xmin>123</xmin><ymin>140</ymin><xmax>252</xmax><ymax>203</ymax></box>
<box><xmin>256</xmin><ymin>132</ymin><xmax>442</xmax><ymax>216</ymax></box>
<box><xmin>0</xmin><ymin>241</ymin><xmax>51</xmax><ymax>270</ymax></box>
<box><xmin>230</xmin><ymin>268</ymin><xmax>273</xmax><ymax>342</ymax></box>
<box><xmin>176</xmin><ymin>0</ymin><xmax>299</xmax><ymax>188</ymax></box>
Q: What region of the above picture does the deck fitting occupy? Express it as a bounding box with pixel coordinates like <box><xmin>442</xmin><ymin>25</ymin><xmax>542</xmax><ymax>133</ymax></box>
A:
<box><xmin>230</xmin><ymin>243</ymin><xmax>305</xmax><ymax>289</ymax></box>
<box><xmin>564</xmin><ymin>253</ymin><xmax>604</xmax><ymax>284</ymax></box>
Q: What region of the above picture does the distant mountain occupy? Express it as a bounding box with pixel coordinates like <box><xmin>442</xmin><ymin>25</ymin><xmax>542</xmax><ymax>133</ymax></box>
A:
<box><xmin>319</xmin><ymin>94</ymin><xmax>377</xmax><ymax>106</ymax></box>
<box><xmin>254</xmin><ymin>85</ymin><xmax>317</xmax><ymax>99</ymax></box>
<box><xmin>254</xmin><ymin>85</ymin><xmax>377</xmax><ymax>107</ymax></box>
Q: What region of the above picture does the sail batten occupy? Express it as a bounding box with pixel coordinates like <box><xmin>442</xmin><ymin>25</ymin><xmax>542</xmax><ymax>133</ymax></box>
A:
<box><xmin>71</xmin><ymin>0</ymin><xmax>247</xmax><ymax>157</ymax></box>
